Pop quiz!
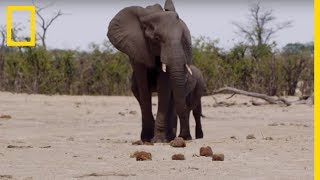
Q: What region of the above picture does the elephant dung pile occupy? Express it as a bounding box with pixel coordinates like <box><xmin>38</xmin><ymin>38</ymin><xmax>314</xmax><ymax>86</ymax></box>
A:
<box><xmin>199</xmin><ymin>145</ymin><xmax>224</xmax><ymax>161</ymax></box>
<box><xmin>171</xmin><ymin>154</ymin><xmax>185</xmax><ymax>160</ymax></box>
<box><xmin>0</xmin><ymin>114</ymin><xmax>12</xmax><ymax>119</ymax></box>
<box><xmin>200</xmin><ymin>146</ymin><xmax>213</xmax><ymax>157</ymax></box>
<box><xmin>212</xmin><ymin>154</ymin><xmax>225</xmax><ymax>161</ymax></box>
<box><xmin>130</xmin><ymin>144</ymin><xmax>224</xmax><ymax>161</ymax></box>
<box><xmin>169</xmin><ymin>137</ymin><xmax>186</xmax><ymax>148</ymax></box>
<box><xmin>130</xmin><ymin>151</ymin><xmax>152</xmax><ymax>161</ymax></box>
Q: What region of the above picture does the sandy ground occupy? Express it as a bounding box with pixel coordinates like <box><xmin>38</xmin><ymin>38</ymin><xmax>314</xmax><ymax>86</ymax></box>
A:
<box><xmin>0</xmin><ymin>92</ymin><xmax>313</xmax><ymax>180</ymax></box>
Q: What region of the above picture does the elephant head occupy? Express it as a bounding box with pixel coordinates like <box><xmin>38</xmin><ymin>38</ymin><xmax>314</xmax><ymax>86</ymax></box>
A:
<box><xmin>140</xmin><ymin>11</ymin><xmax>193</xmax><ymax>116</ymax></box>
<box><xmin>107</xmin><ymin>0</ymin><xmax>192</xmax><ymax>123</ymax></box>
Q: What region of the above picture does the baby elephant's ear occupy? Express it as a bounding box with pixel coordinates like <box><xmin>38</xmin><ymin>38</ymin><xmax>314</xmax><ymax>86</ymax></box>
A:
<box><xmin>107</xmin><ymin>6</ymin><xmax>160</xmax><ymax>66</ymax></box>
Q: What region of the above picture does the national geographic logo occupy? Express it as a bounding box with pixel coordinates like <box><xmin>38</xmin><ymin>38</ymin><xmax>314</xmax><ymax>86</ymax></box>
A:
<box><xmin>6</xmin><ymin>6</ymin><xmax>35</xmax><ymax>47</ymax></box>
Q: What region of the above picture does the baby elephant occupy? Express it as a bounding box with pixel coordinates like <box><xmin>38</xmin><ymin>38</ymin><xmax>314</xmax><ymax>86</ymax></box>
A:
<box><xmin>184</xmin><ymin>65</ymin><xmax>205</xmax><ymax>139</ymax></box>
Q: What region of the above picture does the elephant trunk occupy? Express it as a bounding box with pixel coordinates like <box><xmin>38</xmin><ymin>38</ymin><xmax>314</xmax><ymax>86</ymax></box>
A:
<box><xmin>168</xmin><ymin>61</ymin><xmax>192</xmax><ymax>139</ymax></box>
<box><xmin>161</xmin><ymin>41</ymin><xmax>192</xmax><ymax>139</ymax></box>
<box><xmin>161</xmin><ymin>43</ymin><xmax>188</xmax><ymax>115</ymax></box>
<box><xmin>169</xmin><ymin>65</ymin><xmax>187</xmax><ymax>115</ymax></box>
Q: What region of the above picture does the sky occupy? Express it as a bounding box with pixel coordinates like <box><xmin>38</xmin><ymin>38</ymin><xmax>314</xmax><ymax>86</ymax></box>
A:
<box><xmin>0</xmin><ymin>0</ymin><xmax>314</xmax><ymax>51</ymax></box>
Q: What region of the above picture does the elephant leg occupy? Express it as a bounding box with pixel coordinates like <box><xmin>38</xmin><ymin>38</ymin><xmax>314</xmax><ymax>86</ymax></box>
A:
<box><xmin>132</xmin><ymin>64</ymin><xmax>154</xmax><ymax>142</ymax></box>
<box><xmin>165</xmin><ymin>93</ymin><xmax>177</xmax><ymax>141</ymax></box>
<box><xmin>152</xmin><ymin>71</ymin><xmax>171</xmax><ymax>143</ymax></box>
<box><xmin>131</xmin><ymin>72</ymin><xmax>140</xmax><ymax>102</ymax></box>
<box><xmin>178</xmin><ymin>110</ymin><xmax>192</xmax><ymax>140</ymax></box>
<box><xmin>193</xmin><ymin>101</ymin><xmax>203</xmax><ymax>139</ymax></box>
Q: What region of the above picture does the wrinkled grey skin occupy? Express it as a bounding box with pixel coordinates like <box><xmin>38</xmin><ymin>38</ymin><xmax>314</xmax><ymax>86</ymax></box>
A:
<box><xmin>107</xmin><ymin>0</ymin><xmax>193</xmax><ymax>142</ymax></box>
<box><xmin>184</xmin><ymin>65</ymin><xmax>205</xmax><ymax>139</ymax></box>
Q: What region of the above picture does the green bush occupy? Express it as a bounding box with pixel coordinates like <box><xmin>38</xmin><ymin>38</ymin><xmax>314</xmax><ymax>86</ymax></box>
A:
<box><xmin>0</xmin><ymin>39</ymin><xmax>313</xmax><ymax>96</ymax></box>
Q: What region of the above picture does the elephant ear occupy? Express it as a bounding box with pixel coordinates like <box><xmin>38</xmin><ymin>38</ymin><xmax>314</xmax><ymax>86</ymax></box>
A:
<box><xmin>180</xmin><ymin>20</ymin><xmax>192</xmax><ymax>65</ymax></box>
<box><xmin>107</xmin><ymin>5</ymin><xmax>162</xmax><ymax>67</ymax></box>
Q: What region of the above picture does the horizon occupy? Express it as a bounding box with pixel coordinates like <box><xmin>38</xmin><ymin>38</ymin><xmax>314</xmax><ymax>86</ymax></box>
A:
<box><xmin>0</xmin><ymin>0</ymin><xmax>314</xmax><ymax>51</ymax></box>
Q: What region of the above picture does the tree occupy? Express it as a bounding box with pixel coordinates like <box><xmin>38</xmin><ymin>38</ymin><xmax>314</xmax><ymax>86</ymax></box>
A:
<box><xmin>0</xmin><ymin>24</ymin><xmax>25</xmax><ymax>53</ymax></box>
<box><xmin>0</xmin><ymin>26</ymin><xmax>5</xmax><ymax>50</ymax></box>
<box><xmin>32</xmin><ymin>1</ymin><xmax>64</xmax><ymax>49</ymax></box>
<box><xmin>281</xmin><ymin>42</ymin><xmax>313</xmax><ymax>95</ymax></box>
<box><xmin>0</xmin><ymin>23</ymin><xmax>25</xmax><ymax>90</ymax></box>
<box><xmin>233</xmin><ymin>2</ymin><xmax>292</xmax><ymax>59</ymax></box>
<box><xmin>0</xmin><ymin>26</ymin><xmax>4</xmax><ymax>89</ymax></box>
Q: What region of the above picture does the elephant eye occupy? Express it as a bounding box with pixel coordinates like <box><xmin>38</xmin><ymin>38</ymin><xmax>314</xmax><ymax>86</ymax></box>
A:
<box><xmin>154</xmin><ymin>33</ymin><xmax>161</xmax><ymax>41</ymax></box>
<box><xmin>148</xmin><ymin>24</ymin><xmax>155</xmax><ymax>30</ymax></box>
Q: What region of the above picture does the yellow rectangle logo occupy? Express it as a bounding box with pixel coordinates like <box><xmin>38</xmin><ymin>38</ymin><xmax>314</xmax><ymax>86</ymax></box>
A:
<box><xmin>6</xmin><ymin>6</ymin><xmax>35</xmax><ymax>47</ymax></box>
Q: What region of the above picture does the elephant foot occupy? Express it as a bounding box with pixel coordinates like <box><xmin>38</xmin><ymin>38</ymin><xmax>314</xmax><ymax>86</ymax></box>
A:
<box><xmin>178</xmin><ymin>133</ymin><xmax>192</xmax><ymax>141</ymax></box>
<box><xmin>141</xmin><ymin>128</ymin><xmax>154</xmax><ymax>142</ymax></box>
<box><xmin>151</xmin><ymin>132</ymin><xmax>168</xmax><ymax>143</ymax></box>
<box><xmin>165</xmin><ymin>128</ymin><xmax>176</xmax><ymax>142</ymax></box>
<box><xmin>166</xmin><ymin>132</ymin><xmax>176</xmax><ymax>142</ymax></box>
<box><xmin>195</xmin><ymin>130</ymin><xmax>203</xmax><ymax>139</ymax></box>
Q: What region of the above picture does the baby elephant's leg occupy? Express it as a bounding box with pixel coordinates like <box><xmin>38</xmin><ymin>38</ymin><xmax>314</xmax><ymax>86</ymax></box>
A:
<box><xmin>193</xmin><ymin>102</ymin><xmax>203</xmax><ymax>139</ymax></box>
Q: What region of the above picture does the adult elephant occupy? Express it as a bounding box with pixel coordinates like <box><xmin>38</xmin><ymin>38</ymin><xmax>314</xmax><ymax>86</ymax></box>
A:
<box><xmin>107</xmin><ymin>0</ymin><xmax>193</xmax><ymax>142</ymax></box>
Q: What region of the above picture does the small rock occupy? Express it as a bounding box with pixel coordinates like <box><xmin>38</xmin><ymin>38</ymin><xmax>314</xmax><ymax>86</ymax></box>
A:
<box><xmin>129</xmin><ymin>111</ymin><xmax>137</xmax><ymax>115</ymax></box>
<box><xmin>0</xmin><ymin>175</ymin><xmax>13</xmax><ymax>179</ymax></box>
<box><xmin>268</xmin><ymin>123</ymin><xmax>278</xmax><ymax>126</ymax></box>
<box><xmin>212</xmin><ymin>154</ymin><xmax>224</xmax><ymax>161</ymax></box>
<box><xmin>246</xmin><ymin>134</ymin><xmax>255</xmax><ymax>139</ymax></box>
<box><xmin>230</xmin><ymin>136</ymin><xmax>237</xmax><ymax>139</ymax></box>
<box><xmin>280</xmin><ymin>123</ymin><xmax>285</xmax><ymax>126</ymax></box>
<box><xmin>118</xmin><ymin>112</ymin><xmax>125</xmax><ymax>116</ymax></box>
<box><xmin>131</xmin><ymin>151</ymin><xmax>152</xmax><ymax>161</ymax></box>
<box><xmin>172</xmin><ymin>154</ymin><xmax>185</xmax><ymax>160</ymax></box>
<box><xmin>74</xmin><ymin>102</ymin><xmax>81</xmax><ymax>108</ymax></box>
<box><xmin>170</xmin><ymin>137</ymin><xmax>186</xmax><ymax>148</ymax></box>
<box><xmin>188</xmin><ymin>167</ymin><xmax>199</xmax><ymax>170</ymax></box>
<box><xmin>200</xmin><ymin>146</ymin><xmax>213</xmax><ymax>157</ymax></box>
<box><xmin>7</xmin><ymin>145</ymin><xmax>33</xmax><ymax>149</ymax></box>
<box><xmin>132</xmin><ymin>140</ymin><xmax>143</xmax><ymax>145</ymax></box>
<box><xmin>39</xmin><ymin>146</ymin><xmax>51</xmax><ymax>148</ymax></box>
<box><xmin>264</xmin><ymin>137</ymin><xmax>273</xmax><ymax>140</ymax></box>
<box><xmin>67</xmin><ymin>137</ymin><xmax>74</xmax><ymax>141</ymax></box>
<box><xmin>97</xmin><ymin>157</ymin><xmax>103</xmax><ymax>160</ymax></box>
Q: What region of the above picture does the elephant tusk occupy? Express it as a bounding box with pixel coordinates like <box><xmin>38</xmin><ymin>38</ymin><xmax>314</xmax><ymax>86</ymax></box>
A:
<box><xmin>162</xmin><ymin>63</ymin><xmax>167</xmax><ymax>72</ymax></box>
<box><xmin>185</xmin><ymin>64</ymin><xmax>192</xmax><ymax>75</ymax></box>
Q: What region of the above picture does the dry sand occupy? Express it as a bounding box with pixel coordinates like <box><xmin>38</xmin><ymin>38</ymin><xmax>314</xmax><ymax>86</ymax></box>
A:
<box><xmin>0</xmin><ymin>92</ymin><xmax>313</xmax><ymax>180</ymax></box>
